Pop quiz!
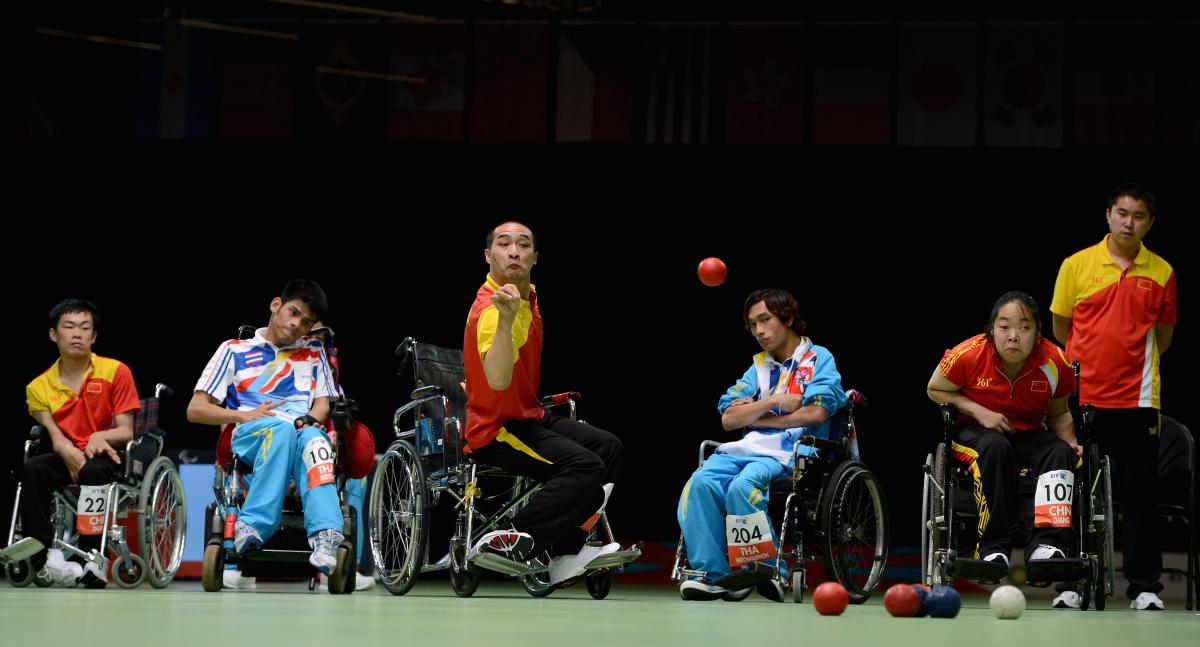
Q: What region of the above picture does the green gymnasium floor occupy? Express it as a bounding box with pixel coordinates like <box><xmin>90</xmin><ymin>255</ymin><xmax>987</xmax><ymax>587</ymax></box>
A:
<box><xmin>3</xmin><ymin>580</ymin><xmax>1196</xmax><ymax>647</ymax></box>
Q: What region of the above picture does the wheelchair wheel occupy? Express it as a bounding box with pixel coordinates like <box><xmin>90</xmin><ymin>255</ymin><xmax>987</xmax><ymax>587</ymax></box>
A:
<box><xmin>820</xmin><ymin>460</ymin><xmax>888</xmax><ymax>603</ymax></box>
<box><xmin>369</xmin><ymin>440</ymin><xmax>427</xmax><ymax>596</ymax></box>
<box><xmin>521</xmin><ymin>557</ymin><xmax>555</xmax><ymax>598</ymax></box>
<box><xmin>201</xmin><ymin>543</ymin><xmax>224</xmax><ymax>592</ymax></box>
<box><xmin>921</xmin><ymin>453</ymin><xmax>933</xmax><ymax>587</ymax></box>
<box><xmin>928</xmin><ymin>444</ymin><xmax>950</xmax><ymax>587</ymax></box>
<box><xmin>138</xmin><ymin>456</ymin><xmax>187</xmax><ymax>588</ymax></box>
<box><xmin>791</xmin><ymin>570</ymin><xmax>805</xmax><ymax>604</ymax></box>
<box><xmin>112</xmin><ymin>553</ymin><xmax>147</xmax><ymax>589</ymax></box>
<box><xmin>6</xmin><ymin>559</ymin><xmax>34</xmax><ymax>588</ymax></box>
<box><xmin>586</xmin><ymin>569</ymin><xmax>613</xmax><ymax>600</ymax></box>
<box><xmin>449</xmin><ymin>541</ymin><xmax>481</xmax><ymax>598</ymax></box>
<box><xmin>327</xmin><ymin>545</ymin><xmax>355</xmax><ymax>594</ymax></box>
<box><xmin>1090</xmin><ymin>448</ymin><xmax>1115</xmax><ymax>610</ymax></box>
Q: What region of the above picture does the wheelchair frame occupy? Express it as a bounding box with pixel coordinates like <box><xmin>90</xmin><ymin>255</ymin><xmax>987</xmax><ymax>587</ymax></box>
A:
<box><xmin>921</xmin><ymin>361</ymin><xmax>1115</xmax><ymax>610</ymax></box>
<box><xmin>368</xmin><ymin>337</ymin><xmax>640</xmax><ymax>599</ymax></box>
<box><xmin>671</xmin><ymin>389</ymin><xmax>890</xmax><ymax>604</ymax></box>
<box><xmin>4</xmin><ymin>383</ymin><xmax>186</xmax><ymax>589</ymax></box>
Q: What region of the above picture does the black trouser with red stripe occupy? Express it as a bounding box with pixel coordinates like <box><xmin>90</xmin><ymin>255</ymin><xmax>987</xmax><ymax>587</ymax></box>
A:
<box><xmin>472</xmin><ymin>414</ymin><xmax>621</xmax><ymax>556</ymax></box>
<box><xmin>951</xmin><ymin>426</ymin><xmax>1077</xmax><ymax>561</ymax></box>
<box><xmin>1092</xmin><ymin>407</ymin><xmax>1163</xmax><ymax>599</ymax></box>
<box><xmin>19</xmin><ymin>452</ymin><xmax>122</xmax><ymax>568</ymax></box>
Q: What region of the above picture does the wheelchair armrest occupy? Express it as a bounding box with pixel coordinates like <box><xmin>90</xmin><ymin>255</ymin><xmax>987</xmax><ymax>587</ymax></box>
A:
<box><xmin>1079</xmin><ymin>403</ymin><xmax>1095</xmax><ymax>426</ymax></box>
<box><xmin>393</xmin><ymin>394</ymin><xmax>450</xmax><ymax>435</ymax></box>
<box><xmin>939</xmin><ymin>403</ymin><xmax>957</xmax><ymax>427</ymax></box>
<box><xmin>541</xmin><ymin>391</ymin><xmax>581</xmax><ymax>407</ymax></box>
<box><xmin>795</xmin><ymin>435</ymin><xmax>845</xmax><ymax>453</ymax></box>
<box><xmin>411</xmin><ymin>385</ymin><xmax>444</xmax><ymax>400</ymax></box>
<box><xmin>155</xmin><ymin>383</ymin><xmax>175</xmax><ymax>399</ymax></box>
<box><xmin>330</xmin><ymin>397</ymin><xmax>357</xmax><ymax>433</ymax></box>
<box><xmin>697</xmin><ymin>439</ymin><xmax>722</xmax><ymax>467</ymax></box>
<box><xmin>30</xmin><ymin>425</ymin><xmax>43</xmax><ymax>441</ymax></box>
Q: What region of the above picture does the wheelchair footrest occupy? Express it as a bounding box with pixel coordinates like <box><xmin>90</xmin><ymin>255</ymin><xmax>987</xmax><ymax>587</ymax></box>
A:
<box><xmin>712</xmin><ymin>561</ymin><xmax>777</xmax><ymax>590</ymax></box>
<box><xmin>584</xmin><ymin>545</ymin><xmax>642</xmax><ymax>571</ymax></box>
<box><xmin>1025</xmin><ymin>558</ymin><xmax>1090</xmax><ymax>584</ymax></box>
<box><xmin>472</xmin><ymin>552</ymin><xmax>541</xmax><ymax>577</ymax></box>
<box><xmin>948</xmin><ymin>558</ymin><xmax>1009</xmax><ymax>582</ymax></box>
<box><xmin>0</xmin><ymin>537</ymin><xmax>45</xmax><ymax>566</ymax></box>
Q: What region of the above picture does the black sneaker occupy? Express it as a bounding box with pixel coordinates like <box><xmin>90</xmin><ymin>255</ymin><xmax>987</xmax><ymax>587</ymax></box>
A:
<box><xmin>679</xmin><ymin>580</ymin><xmax>750</xmax><ymax>601</ymax></box>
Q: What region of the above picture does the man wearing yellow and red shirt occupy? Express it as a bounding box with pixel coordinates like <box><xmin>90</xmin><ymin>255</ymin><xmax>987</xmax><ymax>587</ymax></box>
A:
<box><xmin>21</xmin><ymin>299</ymin><xmax>140</xmax><ymax>588</ymax></box>
<box><xmin>928</xmin><ymin>292</ymin><xmax>1080</xmax><ymax>584</ymax></box>
<box><xmin>1051</xmin><ymin>182</ymin><xmax>1177</xmax><ymax>611</ymax></box>
<box><xmin>463</xmin><ymin>221</ymin><xmax>621</xmax><ymax>587</ymax></box>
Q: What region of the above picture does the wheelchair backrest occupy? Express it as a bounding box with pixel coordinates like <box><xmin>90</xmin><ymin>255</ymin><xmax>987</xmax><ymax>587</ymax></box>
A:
<box><xmin>824</xmin><ymin>389</ymin><xmax>865</xmax><ymax>462</ymax></box>
<box><xmin>405</xmin><ymin>340</ymin><xmax>466</xmax><ymax>460</ymax></box>
<box><xmin>1159</xmin><ymin>415</ymin><xmax>1194</xmax><ymax>479</ymax></box>
<box><xmin>128</xmin><ymin>396</ymin><xmax>165</xmax><ymax>479</ymax></box>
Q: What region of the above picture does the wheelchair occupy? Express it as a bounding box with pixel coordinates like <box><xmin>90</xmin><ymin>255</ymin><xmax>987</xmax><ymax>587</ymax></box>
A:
<box><xmin>670</xmin><ymin>389</ymin><xmax>890</xmax><ymax>604</ymax></box>
<box><xmin>368</xmin><ymin>337</ymin><xmax>641</xmax><ymax>598</ymax></box>
<box><xmin>199</xmin><ymin>325</ymin><xmax>360</xmax><ymax>594</ymax></box>
<box><xmin>2</xmin><ymin>383</ymin><xmax>187</xmax><ymax>588</ymax></box>
<box><xmin>921</xmin><ymin>363</ymin><xmax>1115</xmax><ymax>610</ymax></box>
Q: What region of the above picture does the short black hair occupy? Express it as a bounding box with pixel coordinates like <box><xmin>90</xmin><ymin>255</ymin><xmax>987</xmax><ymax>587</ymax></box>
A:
<box><xmin>486</xmin><ymin>221</ymin><xmax>537</xmax><ymax>250</ymax></box>
<box><xmin>280</xmin><ymin>279</ymin><xmax>328</xmax><ymax>322</ymax></box>
<box><xmin>1108</xmin><ymin>182</ymin><xmax>1158</xmax><ymax>218</ymax></box>
<box><xmin>49</xmin><ymin>298</ymin><xmax>99</xmax><ymax>329</ymax></box>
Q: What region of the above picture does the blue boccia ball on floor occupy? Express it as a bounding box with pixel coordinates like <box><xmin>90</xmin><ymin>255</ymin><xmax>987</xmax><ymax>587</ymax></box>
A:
<box><xmin>911</xmin><ymin>584</ymin><xmax>931</xmax><ymax>617</ymax></box>
<box><xmin>925</xmin><ymin>585</ymin><xmax>961</xmax><ymax>618</ymax></box>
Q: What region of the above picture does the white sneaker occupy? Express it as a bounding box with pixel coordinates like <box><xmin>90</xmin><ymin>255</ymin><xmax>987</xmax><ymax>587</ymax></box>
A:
<box><xmin>233</xmin><ymin>520</ymin><xmax>263</xmax><ymax>555</ymax></box>
<box><xmin>1028</xmin><ymin>544</ymin><xmax>1066</xmax><ymax>561</ymax></box>
<box><xmin>1131</xmin><ymin>592</ymin><xmax>1165</xmax><ymax>610</ymax></box>
<box><xmin>548</xmin><ymin>542</ymin><xmax>619</xmax><ymax>585</ymax></box>
<box><xmin>355</xmin><ymin>571</ymin><xmax>375</xmax><ymax>591</ymax></box>
<box><xmin>41</xmin><ymin>548</ymin><xmax>83</xmax><ymax>587</ymax></box>
<box><xmin>317</xmin><ymin>571</ymin><xmax>375</xmax><ymax>591</ymax></box>
<box><xmin>982</xmin><ymin>552</ymin><xmax>1010</xmax><ymax>566</ymax></box>
<box><xmin>1052</xmin><ymin>591</ymin><xmax>1081</xmax><ymax>609</ymax></box>
<box><xmin>221</xmin><ymin>568</ymin><xmax>257</xmax><ymax>591</ymax></box>
<box><xmin>308</xmin><ymin>529</ymin><xmax>344</xmax><ymax>575</ymax></box>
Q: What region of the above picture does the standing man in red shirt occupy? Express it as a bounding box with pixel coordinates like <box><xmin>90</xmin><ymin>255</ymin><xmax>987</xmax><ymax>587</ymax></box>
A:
<box><xmin>463</xmin><ymin>221</ymin><xmax>621</xmax><ymax>587</ymax></box>
<box><xmin>1051</xmin><ymin>183</ymin><xmax>1177</xmax><ymax>611</ymax></box>
<box><xmin>21</xmin><ymin>299</ymin><xmax>141</xmax><ymax>588</ymax></box>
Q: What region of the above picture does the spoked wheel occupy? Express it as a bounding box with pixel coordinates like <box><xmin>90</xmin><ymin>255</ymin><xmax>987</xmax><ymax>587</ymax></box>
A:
<box><xmin>1090</xmin><ymin>447</ymin><xmax>1115</xmax><ymax>611</ymax></box>
<box><xmin>821</xmin><ymin>461</ymin><xmax>889</xmax><ymax>603</ymax></box>
<box><xmin>449</xmin><ymin>541</ymin><xmax>481</xmax><ymax>598</ymax></box>
<box><xmin>928</xmin><ymin>444</ymin><xmax>951</xmax><ymax>587</ymax></box>
<box><xmin>138</xmin><ymin>456</ymin><xmax>187</xmax><ymax>588</ymax></box>
<box><xmin>369</xmin><ymin>440</ymin><xmax>428</xmax><ymax>596</ymax></box>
